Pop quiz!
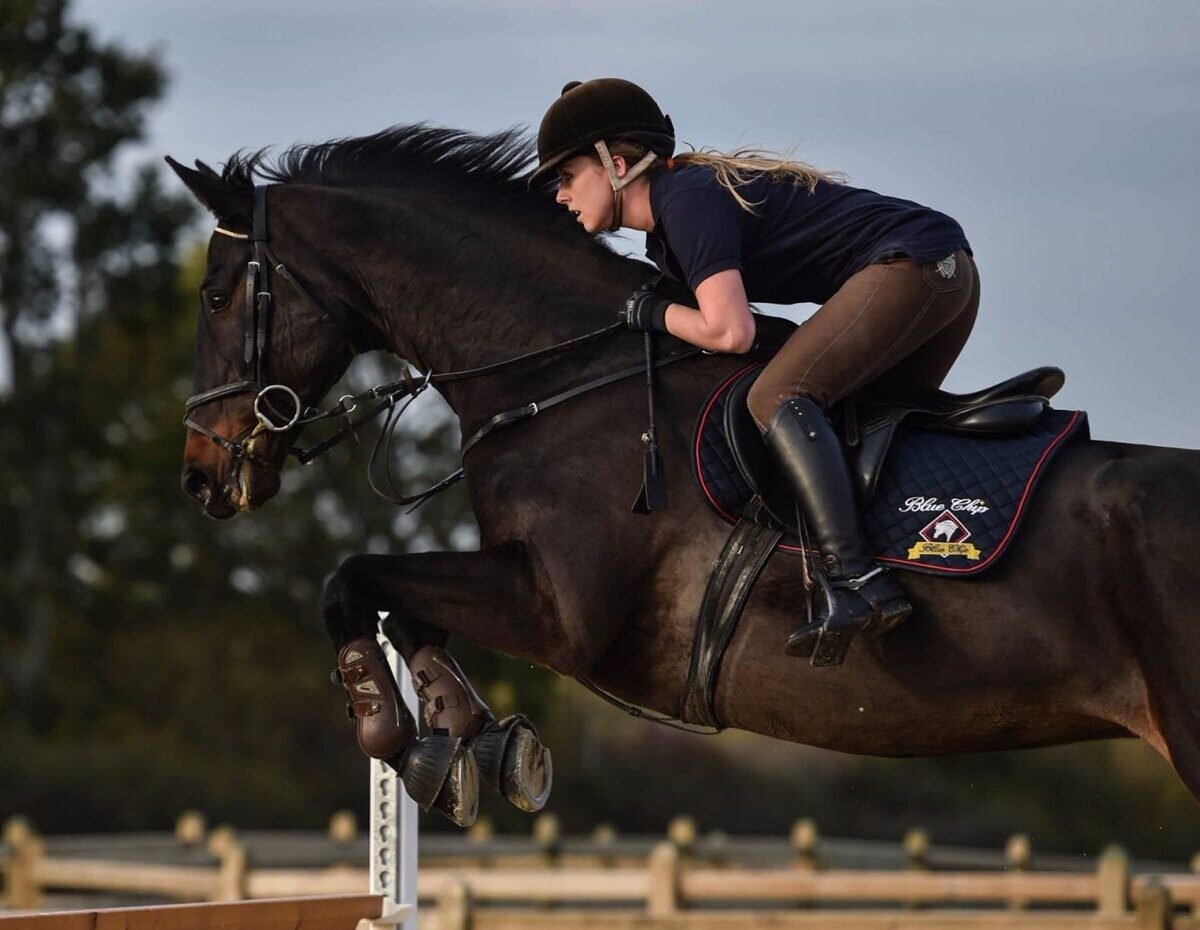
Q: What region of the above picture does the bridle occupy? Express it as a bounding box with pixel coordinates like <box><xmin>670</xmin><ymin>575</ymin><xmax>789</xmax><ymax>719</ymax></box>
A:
<box><xmin>183</xmin><ymin>186</ymin><xmax>370</xmax><ymax>467</ymax></box>
<box><xmin>184</xmin><ymin>183</ymin><xmax>702</xmax><ymax>510</ymax></box>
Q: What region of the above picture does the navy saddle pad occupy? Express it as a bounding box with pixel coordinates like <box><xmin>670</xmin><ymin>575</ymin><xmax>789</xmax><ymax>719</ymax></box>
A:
<box><xmin>692</xmin><ymin>365</ymin><xmax>1088</xmax><ymax>576</ymax></box>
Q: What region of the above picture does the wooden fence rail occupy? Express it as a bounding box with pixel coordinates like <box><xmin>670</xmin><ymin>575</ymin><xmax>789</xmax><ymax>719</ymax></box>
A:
<box><xmin>5</xmin><ymin>844</ymin><xmax>1200</xmax><ymax>928</ymax></box>
<box><xmin>5</xmin><ymin>815</ymin><xmax>1200</xmax><ymax>929</ymax></box>
<box><xmin>6</xmin><ymin>813</ymin><xmax>1195</xmax><ymax>873</ymax></box>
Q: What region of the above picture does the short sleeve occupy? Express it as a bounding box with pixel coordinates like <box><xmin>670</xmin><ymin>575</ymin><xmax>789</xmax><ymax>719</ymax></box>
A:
<box><xmin>657</xmin><ymin>184</ymin><xmax>746</xmax><ymax>292</ymax></box>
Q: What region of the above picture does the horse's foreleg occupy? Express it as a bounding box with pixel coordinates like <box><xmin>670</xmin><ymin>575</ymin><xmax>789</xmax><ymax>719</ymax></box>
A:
<box><xmin>322</xmin><ymin>543</ymin><xmax>558</xmax><ymax>817</ymax></box>
<box><xmin>322</xmin><ymin>541</ymin><xmax>572</xmax><ymax>659</ymax></box>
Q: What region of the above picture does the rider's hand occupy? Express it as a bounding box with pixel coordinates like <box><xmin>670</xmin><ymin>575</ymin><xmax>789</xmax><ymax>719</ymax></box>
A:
<box><xmin>620</xmin><ymin>286</ymin><xmax>672</xmax><ymax>333</ymax></box>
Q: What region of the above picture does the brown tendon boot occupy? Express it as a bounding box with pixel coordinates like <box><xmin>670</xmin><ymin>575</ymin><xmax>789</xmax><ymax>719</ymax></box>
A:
<box><xmin>408</xmin><ymin>644</ymin><xmax>494</xmax><ymax>740</ymax></box>
<box><xmin>335</xmin><ymin>637</ymin><xmax>417</xmax><ymax>760</ymax></box>
<box><xmin>335</xmin><ymin>637</ymin><xmax>479</xmax><ymax>826</ymax></box>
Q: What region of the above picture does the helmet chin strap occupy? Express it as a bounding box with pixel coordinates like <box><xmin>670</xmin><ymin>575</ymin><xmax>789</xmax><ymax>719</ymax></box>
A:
<box><xmin>594</xmin><ymin>140</ymin><xmax>659</xmax><ymax>232</ymax></box>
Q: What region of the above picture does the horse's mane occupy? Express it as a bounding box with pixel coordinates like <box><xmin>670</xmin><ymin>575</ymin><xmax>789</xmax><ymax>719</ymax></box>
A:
<box><xmin>220</xmin><ymin>124</ymin><xmax>585</xmax><ymax>238</ymax></box>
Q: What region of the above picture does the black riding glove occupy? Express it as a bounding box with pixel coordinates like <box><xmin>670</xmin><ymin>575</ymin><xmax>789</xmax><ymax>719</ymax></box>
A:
<box><xmin>620</xmin><ymin>286</ymin><xmax>672</xmax><ymax>333</ymax></box>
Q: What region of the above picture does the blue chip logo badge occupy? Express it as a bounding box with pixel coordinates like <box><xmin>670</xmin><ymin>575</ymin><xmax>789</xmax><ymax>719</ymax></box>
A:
<box><xmin>907</xmin><ymin>509</ymin><xmax>982</xmax><ymax>561</ymax></box>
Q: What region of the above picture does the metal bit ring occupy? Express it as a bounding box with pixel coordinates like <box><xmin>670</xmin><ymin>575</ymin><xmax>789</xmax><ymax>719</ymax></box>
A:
<box><xmin>254</xmin><ymin>384</ymin><xmax>303</xmax><ymax>432</ymax></box>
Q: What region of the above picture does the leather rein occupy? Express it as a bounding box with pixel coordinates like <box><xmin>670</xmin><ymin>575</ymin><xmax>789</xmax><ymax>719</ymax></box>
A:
<box><xmin>184</xmin><ymin>185</ymin><xmax>700</xmax><ymax>509</ymax></box>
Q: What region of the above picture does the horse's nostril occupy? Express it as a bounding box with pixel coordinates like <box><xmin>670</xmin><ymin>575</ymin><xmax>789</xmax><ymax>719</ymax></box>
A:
<box><xmin>181</xmin><ymin>465</ymin><xmax>213</xmax><ymax>502</ymax></box>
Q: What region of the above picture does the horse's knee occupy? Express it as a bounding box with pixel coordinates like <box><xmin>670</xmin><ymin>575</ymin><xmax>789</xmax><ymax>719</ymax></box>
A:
<box><xmin>322</xmin><ymin>555</ymin><xmax>365</xmax><ymax>612</ymax></box>
<box><xmin>321</xmin><ymin>555</ymin><xmax>377</xmax><ymax>646</ymax></box>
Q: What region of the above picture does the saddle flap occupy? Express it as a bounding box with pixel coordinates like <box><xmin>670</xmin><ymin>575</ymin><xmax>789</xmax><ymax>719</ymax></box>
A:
<box><xmin>851</xmin><ymin>420</ymin><xmax>898</xmax><ymax>503</ymax></box>
<box><xmin>721</xmin><ymin>366</ymin><xmax>800</xmax><ymax>530</ymax></box>
<box><xmin>721</xmin><ymin>367</ymin><xmax>770</xmax><ymax>497</ymax></box>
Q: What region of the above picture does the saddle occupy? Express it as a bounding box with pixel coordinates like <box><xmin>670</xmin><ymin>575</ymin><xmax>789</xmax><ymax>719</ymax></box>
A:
<box><xmin>721</xmin><ymin>363</ymin><xmax>1066</xmax><ymax>533</ymax></box>
<box><xmin>680</xmin><ymin>361</ymin><xmax>1087</xmax><ymax>727</ymax></box>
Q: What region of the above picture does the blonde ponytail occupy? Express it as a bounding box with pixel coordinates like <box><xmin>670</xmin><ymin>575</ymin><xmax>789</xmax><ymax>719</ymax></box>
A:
<box><xmin>603</xmin><ymin>140</ymin><xmax>846</xmax><ymax>214</ymax></box>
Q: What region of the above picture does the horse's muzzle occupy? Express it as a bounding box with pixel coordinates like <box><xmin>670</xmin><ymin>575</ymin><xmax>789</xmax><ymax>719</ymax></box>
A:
<box><xmin>181</xmin><ymin>453</ymin><xmax>281</xmax><ymax>518</ymax></box>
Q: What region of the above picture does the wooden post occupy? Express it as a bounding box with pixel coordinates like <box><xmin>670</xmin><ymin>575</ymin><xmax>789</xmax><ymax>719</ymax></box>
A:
<box><xmin>1097</xmin><ymin>844</ymin><xmax>1130</xmax><ymax>917</ymax></box>
<box><xmin>667</xmin><ymin>816</ymin><xmax>696</xmax><ymax>868</ymax></box>
<box><xmin>1134</xmin><ymin>876</ymin><xmax>1173</xmax><ymax>930</ymax></box>
<box><xmin>903</xmin><ymin>828</ymin><xmax>930</xmax><ymax>871</ymax></box>
<box><xmin>790</xmin><ymin>818</ymin><xmax>819</xmax><ymax>871</ymax></box>
<box><xmin>592</xmin><ymin>822</ymin><xmax>617</xmax><ymax>869</ymax></box>
<box><xmin>328</xmin><ymin>810</ymin><xmax>357</xmax><ymax>844</ymax></box>
<box><xmin>467</xmin><ymin>815</ymin><xmax>494</xmax><ymax>869</ymax></box>
<box><xmin>647</xmin><ymin>841</ymin><xmax>680</xmax><ymax>917</ymax></box>
<box><xmin>174</xmin><ymin>810</ymin><xmax>207</xmax><ymax>847</ymax></box>
<box><xmin>436</xmin><ymin>879</ymin><xmax>471</xmax><ymax>930</ymax></box>
<box><xmin>530</xmin><ymin>813</ymin><xmax>560</xmax><ymax>912</ymax></box>
<box><xmin>328</xmin><ymin>810</ymin><xmax>358</xmax><ymax>869</ymax></box>
<box><xmin>902</xmin><ymin>829</ymin><xmax>930</xmax><ymax>911</ymax></box>
<box><xmin>3</xmin><ymin>818</ymin><xmax>42</xmax><ymax>910</ymax></box>
<box><xmin>533</xmin><ymin>813</ymin><xmax>561</xmax><ymax>868</ymax></box>
<box><xmin>467</xmin><ymin>816</ymin><xmax>494</xmax><ymax>844</ymax></box>
<box><xmin>1006</xmin><ymin>833</ymin><xmax>1031</xmax><ymax>910</ymax></box>
<box><xmin>208</xmin><ymin>826</ymin><xmax>247</xmax><ymax>901</ymax></box>
<box><xmin>1191</xmin><ymin>851</ymin><xmax>1200</xmax><ymax>918</ymax></box>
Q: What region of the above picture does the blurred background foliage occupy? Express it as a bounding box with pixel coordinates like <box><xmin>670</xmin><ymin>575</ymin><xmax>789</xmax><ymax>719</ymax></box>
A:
<box><xmin>1</xmin><ymin>0</ymin><xmax>1197</xmax><ymax>858</ymax></box>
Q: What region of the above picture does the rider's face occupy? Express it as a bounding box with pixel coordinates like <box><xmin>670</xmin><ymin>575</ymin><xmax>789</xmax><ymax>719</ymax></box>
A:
<box><xmin>555</xmin><ymin>154</ymin><xmax>617</xmax><ymax>233</ymax></box>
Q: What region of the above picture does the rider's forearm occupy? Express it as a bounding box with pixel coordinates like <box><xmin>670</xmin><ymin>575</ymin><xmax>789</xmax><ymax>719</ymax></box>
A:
<box><xmin>664</xmin><ymin>303</ymin><xmax>756</xmax><ymax>354</ymax></box>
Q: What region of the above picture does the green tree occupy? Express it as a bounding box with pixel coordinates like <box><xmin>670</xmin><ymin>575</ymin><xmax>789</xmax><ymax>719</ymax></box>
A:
<box><xmin>0</xmin><ymin>0</ymin><xmax>165</xmax><ymax>390</ymax></box>
<box><xmin>0</xmin><ymin>0</ymin><xmax>188</xmax><ymax>718</ymax></box>
<box><xmin>0</xmin><ymin>0</ymin><xmax>489</xmax><ymax>830</ymax></box>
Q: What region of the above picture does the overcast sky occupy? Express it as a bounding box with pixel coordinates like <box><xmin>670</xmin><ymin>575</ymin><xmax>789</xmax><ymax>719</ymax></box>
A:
<box><xmin>76</xmin><ymin>0</ymin><xmax>1200</xmax><ymax>447</ymax></box>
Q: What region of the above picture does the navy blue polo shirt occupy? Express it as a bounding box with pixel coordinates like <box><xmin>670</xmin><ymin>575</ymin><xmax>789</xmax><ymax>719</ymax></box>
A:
<box><xmin>644</xmin><ymin>164</ymin><xmax>971</xmax><ymax>305</ymax></box>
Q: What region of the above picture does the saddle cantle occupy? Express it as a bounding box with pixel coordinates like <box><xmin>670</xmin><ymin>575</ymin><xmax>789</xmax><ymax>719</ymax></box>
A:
<box><xmin>693</xmin><ymin>362</ymin><xmax>1087</xmax><ymax>576</ymax></box>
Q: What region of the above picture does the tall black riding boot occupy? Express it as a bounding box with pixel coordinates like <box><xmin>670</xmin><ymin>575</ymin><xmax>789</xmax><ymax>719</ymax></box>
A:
<box><xmin>764</xmin><ymin>397</ymin><xmax>912</xmax><ymax>666</ymax></box>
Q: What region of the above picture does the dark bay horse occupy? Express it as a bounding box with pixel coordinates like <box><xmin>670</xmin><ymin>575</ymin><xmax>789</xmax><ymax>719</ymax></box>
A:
<box><xmin>170</xmin><ymin>126</ymin><xmax>1200</xmax><ymax>824</ymax></box>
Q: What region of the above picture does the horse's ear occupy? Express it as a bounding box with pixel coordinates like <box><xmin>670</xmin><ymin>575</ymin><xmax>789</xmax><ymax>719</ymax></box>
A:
<box><xmin>165</xmin><ymin>156</ymin><xmax>251</xmax><ymax>228</ymax></box>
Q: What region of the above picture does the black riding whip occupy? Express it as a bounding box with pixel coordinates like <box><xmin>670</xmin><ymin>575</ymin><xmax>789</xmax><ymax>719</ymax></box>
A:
<box><xmin>632</xmin><ymin>331</ymin><xmax>668</xmax><ymax>514</ymax></box>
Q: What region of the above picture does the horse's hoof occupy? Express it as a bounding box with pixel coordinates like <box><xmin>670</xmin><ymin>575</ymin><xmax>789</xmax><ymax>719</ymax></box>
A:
<box><xmin>391</xmin><ymin>734</ymin><xmax>459</xmax><ymax>810</ymax></box>
<box><xmin>501</xmin><ymin>722</ymin><xmax>552</xmax><ymax>812</ymax></box>
<box><xmin>431</xmin><ymin>743</ymin><xmax>479</xmax><ymax>827</ymax></box>
<box><xmin>473</xmin><ymin>715</ymin><xmax>553</xmax><ymax>812</ymax></box>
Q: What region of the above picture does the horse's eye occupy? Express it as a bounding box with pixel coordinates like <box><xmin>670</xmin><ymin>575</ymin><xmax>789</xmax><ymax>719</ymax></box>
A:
<box><xmin>208</xmin><ymin>292</ymin><xmax>229</xmax><ymax>312</ymax></box>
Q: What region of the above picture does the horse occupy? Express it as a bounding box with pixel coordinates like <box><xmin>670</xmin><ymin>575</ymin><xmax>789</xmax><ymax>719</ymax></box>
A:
<box><xmin>169</xmin><ymin>125</ymin><xmax>1200</xmax><ymax>826</ymax></box>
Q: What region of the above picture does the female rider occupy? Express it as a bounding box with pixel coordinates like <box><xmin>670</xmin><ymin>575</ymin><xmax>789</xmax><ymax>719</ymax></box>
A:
<box><xmin>532</xmin><ymin>78</ymin><xmax>979</xmax><ymax>667</ymax></box>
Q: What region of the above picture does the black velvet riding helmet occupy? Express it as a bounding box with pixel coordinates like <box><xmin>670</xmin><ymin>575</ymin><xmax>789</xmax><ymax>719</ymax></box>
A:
<box><xmin>528</xmin><ymin>78</ymin><xmax>675</xmax><ymax>187</ymax></box>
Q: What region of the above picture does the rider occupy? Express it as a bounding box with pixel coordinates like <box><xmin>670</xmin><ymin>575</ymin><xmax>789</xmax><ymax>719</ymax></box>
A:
<box><xmin>531</xmin><ymin>78</ymin><xmax>979</xmax><ymax>666</ymax></box>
